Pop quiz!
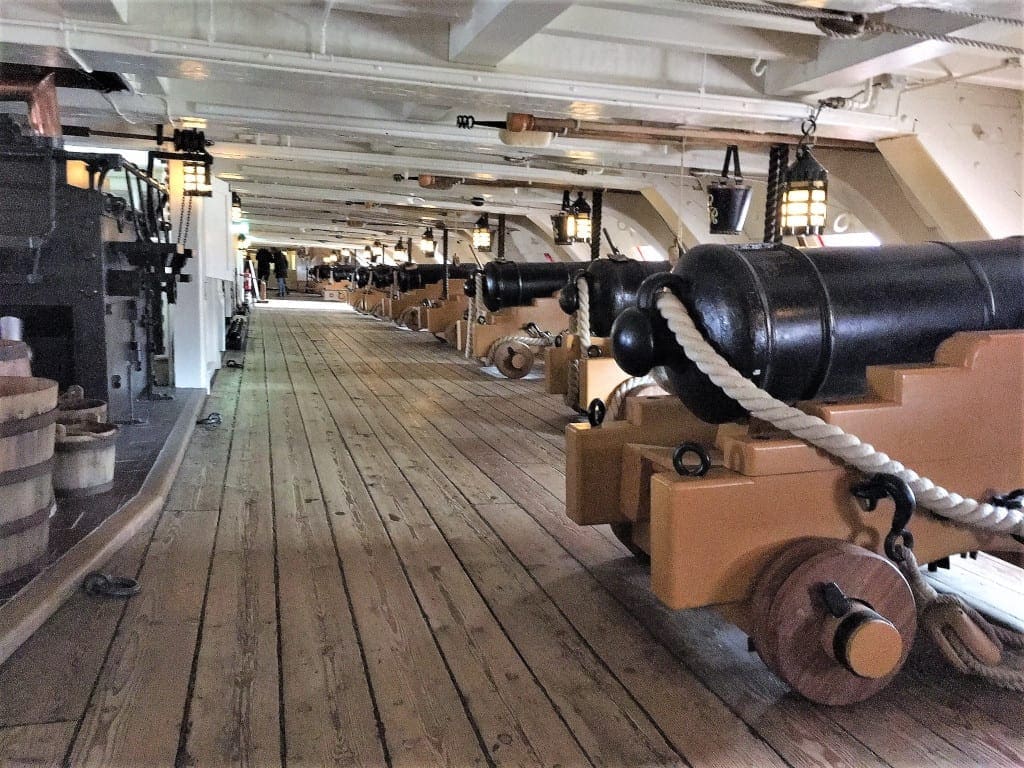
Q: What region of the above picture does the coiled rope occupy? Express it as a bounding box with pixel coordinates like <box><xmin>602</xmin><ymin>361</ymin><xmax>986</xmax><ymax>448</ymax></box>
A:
<box><xmin>900</xmin><ymin>549</ymin><xmax>1024</xmax><ymax>691</ymax></box>
<box><xmin>488</xmin><ymin>323</ymin><xmax>554</xmax><ymax>372</ymax></box>
<box><xmin>655</xmin><ymin>290</ymin><xmax>1023</xmax><ymax>537</ymax></box>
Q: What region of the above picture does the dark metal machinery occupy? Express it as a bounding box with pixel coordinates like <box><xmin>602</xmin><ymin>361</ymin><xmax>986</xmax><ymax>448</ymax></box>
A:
<box><xmin>612</xmin><ymin>238</ymin><xmax>1024</xmax><ymax>423</ymax></box>
<box><xmin>0</xmin><ymin>115</ymin><xmax>188</xmax><ymax>421</ymax></box>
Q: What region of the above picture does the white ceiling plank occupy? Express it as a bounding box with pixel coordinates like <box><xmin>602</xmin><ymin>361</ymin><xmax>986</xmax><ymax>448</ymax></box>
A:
<box><xmin>765</xmin><ymin>9</ymin><xmax>1015</xmax><ymax>95</ymax></box>
<box><xmin>448</xmin><ymin>0</ymin><xmax>573</xmax><ymax>66</ymax></box>
<box><xmin>61</xmin><ymin>0</ymin><xmax>130</xmax><ymax>24</ymax></box>
<box><xmin>544</xmin><ymin>6</ymin><xmax>815</xmax><ymax>62</ymax></box>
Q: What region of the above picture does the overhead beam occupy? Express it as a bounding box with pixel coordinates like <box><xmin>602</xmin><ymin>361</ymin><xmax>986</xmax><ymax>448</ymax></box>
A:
<box><xmin>545</xmin><ymin>6</ymin><xmax>815</xmax><ymax>62</ymax></box>
<box><xmin>0</xmin><ymin>17</ymin><xmax>902</xmax><ymax>139</ymax></box>
<box><xmin>765</xmin><ymin>9</ymin><xmax>1008</xmax><ymax>95</ymax></box>
<box><xmin>448</xmin><ymin>0</ymin><xmax>572</xmax><ymax>65</ymax></box>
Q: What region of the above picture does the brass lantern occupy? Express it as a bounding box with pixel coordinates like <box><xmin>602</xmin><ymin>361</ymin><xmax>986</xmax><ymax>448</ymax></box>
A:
<box><xmin>182</xmin><ymin>158</ymin><xmax>212</xmax><ymax>197</ymax></box>
<box><xmin>420</xmin><ymin>227</ymin><xmax>436</xmax><ymax>256</ymax></box>
<box><xmin>571</xmin><ymin>191</ymin><xmax>592</xmax><ymax>244</ymax></box>
<box><xmin>472</xmin><ymin>214</ymin><xmax>492</xmax><ymax>252</ymax></box>
<box><xmin>781</xmin><ymin>146</ymin><xmax>828</xmax><ymax>236</ymax></box>
<box><xmin>551</xmin><ymin>191</ymin><xmax>575</xmax><ymax>245</ymax></box>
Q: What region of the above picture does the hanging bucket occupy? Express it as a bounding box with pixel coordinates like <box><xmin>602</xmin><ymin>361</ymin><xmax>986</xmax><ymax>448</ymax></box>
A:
<box><xmin>708</xmin><ymin>145</ymin><xmax>753</xmax><ymax>235</ymax></box>
<box><xmin>0</xmin><ymin>340</ymin><xmax>31</xmax><ymax>377</ymax></box>
<box><xmin>0</xmin><ymin>376</ymin><xmax>59</xmax><ymax>586</ymax></box>
<box><xmin>56</xmin><ymin>385</ymin><xmax>108</xmax><ymax>425</ymax></box>
<box><xmin>54</xmin><ymin>421</ymin><xmax>119</xmax><ymax>498</ymax></box>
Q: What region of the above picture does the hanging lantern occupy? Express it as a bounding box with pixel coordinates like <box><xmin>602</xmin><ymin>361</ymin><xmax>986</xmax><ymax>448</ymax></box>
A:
<box><xmin>182</xmin><ymin>158</ymin><xmax>212</xmax><ymax>197</ymax></box>
<box><xmin>781</xmin><ymin>146</ymin><xmax>828</xmax><ymax>236</ymax></box>
<box><xmin>393</xmin><ymin>237</ymin><xmax>408</xmax><ymax>261</ymax></box>
<box><xmin>708</xmin><ymin>145</ymin><xmax>753</xmax><ymax>235</ymax></box>
<box><xmin>571</xmin><ymin>191</ymin><xmax>592</xmax><ymax>243</ymax></box>
<box><xmin>371</xmin><ymin>240</ymin><xmax>384</xmax><ymax>259</ymax></box>
<box><xmin>472</xmin><ymin>214</ymin><xmax>493</xmax><ymax>252</ymax></box>
<box><xmin>551</xmin><ymin>190</ymin><xmax>575</xmax><ymax>245</ymax></box>
<box><xmin>363</xmin><ymin>244</ymin><xmax>374</xmax><ymax>262</ymax></box>
<box><xmin>420</xmin><ymin>227</ymin><xmax>436</xmax><ymax>255</ymax></box>
<box><xmin>231</xmin><ymin>191</ymin><xmax>243</xmax><ymax>221</ymax></box>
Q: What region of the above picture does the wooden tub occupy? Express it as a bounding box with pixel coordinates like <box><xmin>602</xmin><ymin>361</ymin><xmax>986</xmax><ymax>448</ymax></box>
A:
<box><xmin>0</xmin><ymin>376</ymin><xmax>58</xmax><ymax>586</ymax></box>
<box><xmin>54</xmin><ymin>421</ymin><xmax>119</xmax><ymax>497</ymax></box>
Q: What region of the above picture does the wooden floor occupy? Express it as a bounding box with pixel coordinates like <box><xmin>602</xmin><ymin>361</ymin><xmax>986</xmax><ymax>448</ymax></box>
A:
<box><xmin>2</xmin><ymin>302</ymin><xmax>1022</xmax><ymax>768</ymax></box>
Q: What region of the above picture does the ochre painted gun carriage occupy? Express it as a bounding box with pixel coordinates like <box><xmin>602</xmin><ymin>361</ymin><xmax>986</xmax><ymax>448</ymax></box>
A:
<box><xmin>567</xmin><ymin>238</ymin><xmax>1024</xmax><ymax>704</ymax></box>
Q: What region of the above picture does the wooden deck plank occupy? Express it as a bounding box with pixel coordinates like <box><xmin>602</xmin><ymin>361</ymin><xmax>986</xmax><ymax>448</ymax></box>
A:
<box><xmin>288</xmin><ymin>316</ymin><xmax>608</xmax><ymax>768</ymax></box>
<box><xmin>303</xmin><ymin>389</ymin><xmax>678</xmax><ymax>765</ymax></box>
<box><xmin>277</xmin><ymin>315</ymin><xmax>489</xmax><ymax>768</ymax></box>
<box><xmin>67</xmin><ymin>507</ymin><xmax>219</xmax><ymax>768</ymax></box>
<box><xmin>263</xmin><ymin>320</ymin><xmax>388</xmax><ymax>768</ymax></box>
<box><xmin>164</xmin><ymin>366</ymin><xmax>243</xmax><ymax>512</ymax></box>
<box><xmin>307</xmin><ymin>316</ymin><xmax>798</xmax><ymax>768</ymax></box>
<box><xmin>183</xmin><ymin>335</ymin><xmax>282</xmax><ymax>768</ymax></box>
<box><xmin>0</xmin><ymin>517</ymin><xmax>157</xmax><ymax>729</ymax></box>
<box><xmin>0</xmin><ymin>721</ymin><xmax>76</xmax><ymax>768</ymax></box>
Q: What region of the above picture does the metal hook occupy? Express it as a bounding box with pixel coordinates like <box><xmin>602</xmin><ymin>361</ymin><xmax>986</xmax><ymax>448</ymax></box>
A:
<box><xmin>852</xmin><ymin>474</ymin><xmax>917</xmax><ymax>561</ymax></box>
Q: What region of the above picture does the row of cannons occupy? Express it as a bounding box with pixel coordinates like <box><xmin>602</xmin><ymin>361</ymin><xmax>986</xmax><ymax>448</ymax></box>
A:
<box><xmin>326</xmin><ymin>238</ymin><xmax>1024</xmax><ymax>705</ymax></box>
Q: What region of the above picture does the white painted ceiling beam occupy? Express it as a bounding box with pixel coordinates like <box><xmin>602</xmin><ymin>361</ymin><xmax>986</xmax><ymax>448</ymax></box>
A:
<box><xmin>544</xmin><ymin>6</ymin><xmax>815</xmax><ymax>62</ymax></box>
<box><xmin>235</xmin><ymin>181</ymin><xmax>553</xmax><ymax>216</ymax></box>
<box><xmin>572</xmin><ymin>1</ymin><xmax>822</xmax><ymax>36</ymax></box>
<box><xmin>0</xmin><ymin>16</ymin><xmax>902</xmax><ymax>139</ymax></box>
<box><xmin>765</xmin><ymin>10</ymin><xmax>1013</xmax><ymax>95</ymax></box>
<box><xmin>448</xmin><ymin>0</ymin><xmax>572</xmax><ymax>66</ymax></box>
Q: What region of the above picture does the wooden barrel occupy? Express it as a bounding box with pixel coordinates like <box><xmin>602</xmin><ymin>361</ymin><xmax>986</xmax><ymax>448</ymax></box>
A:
<box><xmin>0</xmin><ymin>376</ymin><xmax>59</xmax><ymax>586</ymax></box>
<box><xmin>54</xmin><ymin>422</ymin><xmax>119</xmax><ymax>497</ymax></box>
<box><xmin>0</xmin><ymin>340</ymin><xmax>31</xmax><ymax>377</ymax></box>
<box><xmin>56</xmin><ymin>385</ymin><xmax>108</xmax><ymax>425</ymax></box>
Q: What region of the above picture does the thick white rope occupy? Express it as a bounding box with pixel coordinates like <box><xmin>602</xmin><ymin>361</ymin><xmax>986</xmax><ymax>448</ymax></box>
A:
<box><xmin>465</xmin><ymin>272</ymin><xmax>484</xmax><ymax>360</ymax></box>
<box><xmin>566</xmin><ymin>276</ymin><xmax>591</xmax><ymax>409</ymax></box>
<box><xmin>575</xmin><ymin>276</ymin><xmax>591</xmax><ymax>348</ymax></box>
<box><xmin>656</xmin><ymin>291</ymin><xmax>1024</xmax><ymax>539</ymax></box>
<box><xmin>606</xmin><ymin>374</ymin><xmax>661</xmax><ymax>421</ymax></box>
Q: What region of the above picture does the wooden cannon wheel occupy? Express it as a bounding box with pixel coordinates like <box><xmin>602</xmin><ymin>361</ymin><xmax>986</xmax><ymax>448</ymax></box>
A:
<box><xmin>748</xmin><ymin>538</ymin><xmax>917</xmax><ymax>706</ymax></box>
<box><xmin>398</xmin><ymin>306</ymin><xmax>422</xmax><ymax>330</ymax></box>
<box><xmin>441</xmin><ymin>322</ymin><xmax>459</xmax><ymax>345</ymax></box>
<box><xmin>494</xmin><ymin>339</ymin><xmax>536</xmax><ymax>379</ymax></box>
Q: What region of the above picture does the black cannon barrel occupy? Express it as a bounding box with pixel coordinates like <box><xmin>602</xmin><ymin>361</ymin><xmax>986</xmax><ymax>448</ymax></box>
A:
<box><xmin>559</xmin><ymin>257</ymin><xmax>671</xmax><ymax>337</ymax></box>
<box><xmin>369</xmin><ymin>265</ymin><xmax>396</xmax><ymax>289</ymax></box>
<box><xmin>612</xmin><ymin>238</ymin><xmax>1024</xmax><ymax>423</ymax></box>
<box><xmin>330</xmin><ymin>264</ymin><xmax>356</xmax><ymax>281</ymax></box>
<box><xmin>396</xmin><ymin>263</ymin><xmax>475</xmax><ymax>293</ymax></box>
<box><xmin>481</xmin><ymin>261</ymin><xmax>581</xmax><ymax>312</ymax></box>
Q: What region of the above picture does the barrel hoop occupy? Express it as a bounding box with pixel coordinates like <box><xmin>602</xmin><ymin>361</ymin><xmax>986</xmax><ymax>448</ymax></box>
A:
<box><xmin>55</xmin><ymin>479</ymin><xmax>116</xmax><ymax>498</ymax></box>
<box><xmin>0</xmin><ymin>341</ymin><xmax>29</xmax><ymax>362</ymax></box>
<box><xmin>0</xmin><ymin>504</ymin><xmax>52</xmax><ymax>537</ymax></box>
<box><xmin>0</xmin><ymin>555</ymin><xmax>46</xmax><ymax>587</ymax></box>
<box><xmin>932</xmin><ymin>240</ymin><xmax>996</xmax><ymax>327</ymax></box>
<box><xmin>782</xmin><ymin>242</ymin><xmax>837</xmax><ymax>399</ymax></box>
<box><xmin>0</xmin><ymin>457</ymin><xmax>55</xmax><ymax>487</ymax></box>
<box><xmin>0</xmin><ymin>407</ymin><xmax>59</xmax><ymax>439</ymax></box>
<box><xmin>56</xmin><ymin>434</ymin><xmax>119</xmax><ymax>453</ymax></box>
